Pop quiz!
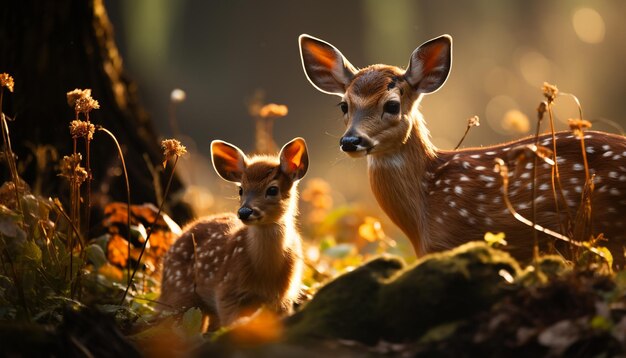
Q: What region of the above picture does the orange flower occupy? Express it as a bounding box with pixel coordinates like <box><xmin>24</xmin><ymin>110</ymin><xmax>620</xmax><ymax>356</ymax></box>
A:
<box><xmin>0</xmin><ymin>73</ymin><xmax>14</xmax><ymax>92</ymax></box>
<box><xmin>259</xmin><ymin>103</ymin><xmax>288</xmax><ymax>118</ymax></box>
<box><xmin>542</xmin><ymin>82</ymin><xmax>559</xmax><ymax>103</ymax></box>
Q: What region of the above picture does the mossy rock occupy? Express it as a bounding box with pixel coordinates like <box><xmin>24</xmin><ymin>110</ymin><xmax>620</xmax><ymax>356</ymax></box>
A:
<box><xmin>380</xmin><ymin>241</ymin><xmax>521</xmax><ymax>342</ymax></box>
<box><xmin>285</xmin><ymin>241</ymin><xmax>522</xmax><ymax>344</ymax></box>
<box><xmin>285</xmin><ymin>255</ymin><xmax>405</xmax><ymax>345</ymax></box>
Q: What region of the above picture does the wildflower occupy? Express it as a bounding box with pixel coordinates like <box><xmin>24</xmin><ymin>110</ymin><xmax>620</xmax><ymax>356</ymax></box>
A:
<box><xmin>59</xmin><ymin>153</ymin><xmax>88</xmax><ymax>184</ymax></box>
<box><xmin>467</xmin><ymin>115</ymin><xmax>480</xmax><ymax>127</ymax></box>
<box><xmin>542</xmin><ymin>82</ymin><xmax>559</xmax><ymax>103</ymax></box>
<box><xmin>0</xmin><ymin>73</ymin><xmax>14</xmax><ymax>92</ymax></box>
<box><xmin>161</xmin><ymin>139</ymin><xmax>187</xmax><ymax>167</ymax></box>
<box><xmin>69</xmin><ymin>119</ymin><xmax>95</xmax><ymax>140</ymax></box>
<box><xmin>259</xmin><ymin>103</ymin><xmax>288</xmax><ymax>118</ymax></box>
<box><xmin>568</xmin><ymin>118</ymin><xmax>592</xmax><ymax>138</ymax></box>
<box><xmin>66</xmin><ymin>88</ymin><xmax>100</xmax><ymax>115</ymax></box>
<box><xmin>170</xmin><ymin>88</ymin><xmax>186</xmax><ymax>103</ymax></box>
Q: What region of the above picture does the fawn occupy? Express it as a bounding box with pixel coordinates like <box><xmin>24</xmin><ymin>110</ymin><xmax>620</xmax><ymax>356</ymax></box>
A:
<box><xmin>299</xmin><ymin>34</ymin><xmax>626</xmax><ymax>264</ymax></box>
<box><xmin>160</xmin><ymin>138</ymin><xmax>308</xmax><ymax>328</ymax></box>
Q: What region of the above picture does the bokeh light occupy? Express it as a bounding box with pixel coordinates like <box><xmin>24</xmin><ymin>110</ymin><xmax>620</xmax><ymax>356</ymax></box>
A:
<box><xmin>572</xmin><ymin>8</ymin><xmax>605</xmax><ymax>44</ymax></box>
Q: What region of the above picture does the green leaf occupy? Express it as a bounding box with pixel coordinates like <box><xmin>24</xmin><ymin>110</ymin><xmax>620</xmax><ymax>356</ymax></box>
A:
<box><xmin>86</xmin><ymin>244</ymin><xmax>107</xmax><ymax>269</ymax></box>
<box><xmin>23</xmin><ymin>240</ymin><xmax>42</xmax><ymax>263</ymax></box>
<box><xmin>181</xmin><ymin>307</ymin><xmax>203</xmax><ymax>337</ymax></box>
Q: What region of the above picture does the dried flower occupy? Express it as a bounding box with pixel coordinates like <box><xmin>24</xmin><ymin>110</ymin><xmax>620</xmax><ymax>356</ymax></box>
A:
<box><xmin>568</xmin><ymin>118</ymin><xmax>592</xmax><ymax>138</ymax></box>
<box><xmin>259</xmin><ymin>103</ymin><xmax>288</xmax><ymax>118</ymax></box>
<box><xmin>67</xmin><ymin>88</ymin><xmax>100</xmax><ymax>115</ymax></box>
<box><xmin>69</xmin><ymin>119</ymin><xmax>95</xmax><ymax>140</ymax></box>
<box><xmin>59</xmin><ymin>153</ymin><xmax>88</xmax><ymax>184</ymax></box>
<box><xmin>467</xmin><ymin>115</ymin><xmax>480</xmax><ymax>127</ymax></box>
<box><xmin>542</xmin><ymin>82</ymin><xmax>559</xmax><ymax>103</ymax></box>
<box><xmin>0</xmin><ymin>73</ymin><xmax>14</xmax><ymax>92</ymax></box>
<box><xmin>161</xmin><ymin>139</ymin><xmax>187</xmax><ymax>167</ymax></box>
<box><xmin>170</xmin><ymin>88</ymin><xmax>186</xmax><ymax>103</ymax></box>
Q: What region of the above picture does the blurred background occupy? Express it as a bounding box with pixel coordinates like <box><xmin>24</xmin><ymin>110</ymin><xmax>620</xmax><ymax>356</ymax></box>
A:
<box><xmin>105</xmin><ymin>0</ymin><xmax>626</xmax><ymax>249</ymax></box>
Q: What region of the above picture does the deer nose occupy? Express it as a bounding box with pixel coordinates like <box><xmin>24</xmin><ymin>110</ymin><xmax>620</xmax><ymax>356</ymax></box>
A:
<box><xmin>340</xmin><ymin>136</ymin><xmax>362</xmax><ymax>152</ymax></box>
<box><xmin>238</xmin><ymin>207</ymin><xmax>254</xmax><ymax>220</ymax></box>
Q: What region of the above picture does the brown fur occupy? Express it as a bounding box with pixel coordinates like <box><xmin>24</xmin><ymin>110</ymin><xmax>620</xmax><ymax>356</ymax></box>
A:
<box><xmin>159</xmin><ymin>141</ymin><xmax>306</xmax><ymax>328</ymax></box>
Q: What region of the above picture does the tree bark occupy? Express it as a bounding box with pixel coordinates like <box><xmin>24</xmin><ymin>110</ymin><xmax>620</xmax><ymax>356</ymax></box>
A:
<box><xmin>0</xmin><ymin>0</ymin><xmax>190</xmax><ymax>222</ymax></box>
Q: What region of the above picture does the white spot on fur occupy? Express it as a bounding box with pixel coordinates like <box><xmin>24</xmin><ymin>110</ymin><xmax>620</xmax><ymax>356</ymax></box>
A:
<box><xmin>435</xmin><ymin>217</ymin><xmax>444</xmax><ymax>224</ymax></box>
<box><xmin>610</xmin><ymin>188</ymin><xmax>620</xmax><ymax>196</ymax></box>
<box><xmin>586</xmin><ymin>146</ymin><xmax>594</xmax><ymax>154</ymax></box>
<box><xmin>479</xmin><ymin>175</ymin><xmax>496</xmax><ymax>182</ymax></box>
<box><xmin>486</xmin><ymin>151</ymin><xmax>497</xmax><ymax>155</ymax></box>
<box><xmin>475</xmin><ymin>166</ymin><xmax>486</xmax><ymax>171</ymax></box>
<box><xmin>602</xmin><ymin>144</ymin><xmax>611</xmax><ymax>151</ymax></box>
<box><xmin>603</xmin><ymin>151</ymin><xmax>614</xmax><ymax>158</ymax></box>
<box><xmin>459</xmin><ymin>208</ymin><xmax>469</xmax><ymax>217</ymax></box>
<box><xmin>454</xmin><ymin>186</ymin><xmax>463</xmax><ymax>195</ymax></box>
<box><xmin>449</xmin><ymin>201</ymin><xmax>457</xmax><ymax>208</ymax></box>
<box><xmin>539</xmin><ymin>183</ymin><xmax>550</xmax><ymax>191</ymax></box>
<box><xmin>470</xmin><ymin>154</ymin><xmax>481</xmax><ymax>159</ymax></box>
<box><xmin>521</xmin><ymin>172</ymin><xmax>531</xmax><ymax>179</ymax></box>
<box><xmin>573</xmin><ymin>164</ymin><xmax>584</xmax><ymax>171</ymax></box>
<box><xmin>574</xmin><ymin>186</ymin><xmax>582</xmax><ymax>193</ymax></box>
<box><xmin>477</xmin><ymin>194</ymin><xmax>486</xmax><ymax>200</ymax></box>
<box><xmin>609</xmin><ymin>172</ymin><xmax>619</xmax><ymax>179</ymax></box>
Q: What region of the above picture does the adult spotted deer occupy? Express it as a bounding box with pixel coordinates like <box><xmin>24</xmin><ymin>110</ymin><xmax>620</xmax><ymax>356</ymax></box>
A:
<box><xmin>160</xmin><ymin>138</ymin><xmax>307</xmax><ymax>328</ymax></box>
<box><xmin>299</xmin><ymin>34</ymin><xmax>626</xmax><ymax>263</ymax></box>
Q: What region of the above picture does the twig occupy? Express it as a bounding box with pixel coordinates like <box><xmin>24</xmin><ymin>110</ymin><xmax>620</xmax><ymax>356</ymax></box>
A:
<box><xmin>97</xmin><ymin>127</ymin><xmax>132</xmax><ymax>285</ymax></box>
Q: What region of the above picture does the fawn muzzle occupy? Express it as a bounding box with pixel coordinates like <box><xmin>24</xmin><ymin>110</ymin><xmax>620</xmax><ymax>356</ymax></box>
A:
<box><xmin>340</xmin><ymin>136</ymin><xmax>362</xmax><ymax>152</ymax></box>
<box><xmin>238</xmin><ymin>206</ymin><xmax>254</xmax><ymax>221</ymax></box>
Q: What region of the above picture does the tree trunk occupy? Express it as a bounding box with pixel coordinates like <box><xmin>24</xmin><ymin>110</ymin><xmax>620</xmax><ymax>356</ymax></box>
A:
<box><xmin>0</xmin><ymin>0</ymin><xmax>190</xmax><ymax>222</ymax></box>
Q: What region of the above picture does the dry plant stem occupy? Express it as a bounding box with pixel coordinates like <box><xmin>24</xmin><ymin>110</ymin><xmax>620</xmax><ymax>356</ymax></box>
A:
<box><xmin>120</xmin><ymin>155</ymin><xmax>179</xmax><ymax>304</ymax></box>
<box><xmin>97</xmin><ymin>127</ymin><xmax>132</xmax><ymax>285</ymax></box>
<box><xmin>53</xmin><ymin>201</ymin><xmax>83</xmax><ymax>249</ymax></box>
<box><xmin>496</xmin><ymin>159</ymin><xmax>609</xmax><ymax>262</ymax></box>
<box><xmin>546</xmin><ymin>103</ymin><xmax>572</xmax><ymax>234</ymax></box>
<box><xmin>454</xmin><ymin>125</ymin><xmax>472</xmax><ymax>150</ymax></box>
<box><xmin>531</xmin><ymin>118</ymin><xmax>542</xmax><ymax>260</ymax></box>
<box><xmin>84</xmin><ymin>113</ymin><xmax>92</xmax><ymax>245</ymax></box>
<box><xmin>561</xmin><ymin>92</ymin><xmax>590</xmax><ymax>182</ymax></box>
<box><xmin>591</xmin><ymin>118</ymin><xmax>625</xmax><ymax>135</ymax></box>
<box><xmin>0</xmin><ymin>89</ymin><xmax>23</xmax><ymax>215</ymax></box>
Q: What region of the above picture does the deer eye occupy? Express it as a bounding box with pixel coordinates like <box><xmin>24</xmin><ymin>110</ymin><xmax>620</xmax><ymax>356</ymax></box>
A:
<box><xmin>266</xmin><ymin>186</ymin><xmax>279</xmax><ymax>196</ymax></box>
<box><xmin>339</xmin><ymin>102</ymin><xmax>348</xmax><ymax>115</ymax></box>
<box><xmin>383</xmin><ymin>101</ymin><xmax>400</xmax><ymax>115</ymax></box>
<box><xmin>238</xmin><ymin>187</ymin><xmax>243</xmax><ymax>196</ymax></box>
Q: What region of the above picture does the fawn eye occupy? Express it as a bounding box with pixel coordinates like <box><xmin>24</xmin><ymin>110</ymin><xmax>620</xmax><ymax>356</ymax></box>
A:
<box><xmin>383</xmin><ymin>101</ymin><xmax>400</xmax><ymax>115</ymax></box>
<box><xmin>266</xmin><ymin>186</ymin><xmax>279</xmax><ymax>196</ymax></box>
<box><xmin>339</xmin><ymin>102</ymin><xmax>348</xmax><ymax>115</ymax></box>
<box><xmin>238</xmin><ymin>187</ymin><xmax>243</xmax><ymax>196</ymax></box>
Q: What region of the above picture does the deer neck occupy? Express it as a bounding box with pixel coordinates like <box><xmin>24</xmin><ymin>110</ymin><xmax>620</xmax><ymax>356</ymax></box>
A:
<box><xmin>366</xmin><ymin>110</ymin><xmax>436</xmax><ymax>256</ymax></box>
<box><xmin>245</xmin><ymin>196</ymin><xmax>300</xmax><ymax>273</ymax></box>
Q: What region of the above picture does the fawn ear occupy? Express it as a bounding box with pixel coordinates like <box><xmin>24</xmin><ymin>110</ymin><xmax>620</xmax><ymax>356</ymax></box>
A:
<box><xmin>211</xmin><ymin>140</ymin><xmax>247</xmax><ymax>183</ymax></box>
<box><xmin>404</xmin><ymin>34</ymin><xmax>452</xmax><ymax>94</ymax></box>
<box><xmin>299</xmin><ymin>34</ymin><xmax>357</xmax><ymax>96</ymax></box>
<box><xmin>279</xmin><ymin>137</ymin><xmax>309</xmax><ymax>181</ymax></box>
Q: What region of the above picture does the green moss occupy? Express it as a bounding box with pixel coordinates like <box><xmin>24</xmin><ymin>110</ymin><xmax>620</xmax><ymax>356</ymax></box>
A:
<box><xmin>285</xmin><ymin>255</ymin><xmax>405</xmax><ymax>345</ymax></box>
<box><xmin>285</xmin><ymin>242</ymin><xmax>522</xmax><ymax>344</ymax></box>
<box><xmin>379</xmin><ymin>242</ymin><xmax>521</xmax><ymax>342</ymax></box>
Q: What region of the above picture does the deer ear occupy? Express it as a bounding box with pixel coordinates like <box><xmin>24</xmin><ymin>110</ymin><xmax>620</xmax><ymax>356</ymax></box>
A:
<box><xmin>211</xmin><ymin>140</ymin><xmax>247</xmax><ymax>183</ymax></box>
<box><xmin>279</xmin><ymin>137</ymin><xmax>309</xmax><ymax>181</ymax></box>
<box><xmin>404</xmin><ymin>35</ymin><xmax>452</xmax><ymax>94</ymax></box>
<box><xmin>299</xmin><ymin>34</ymin><xmax>357</xmax><ymax>97</ymax></box>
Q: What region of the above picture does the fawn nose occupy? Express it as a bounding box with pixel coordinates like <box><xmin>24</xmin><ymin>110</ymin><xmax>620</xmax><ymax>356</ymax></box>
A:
<box><xmin>238</xmin><ymin>206</ymin><xmax>254</xmax><ymax>220</ymax></box>
<box><xmin>340</xmin><ymin>136</ymin><xmax>362</xmax><ymax>152</ymax></box>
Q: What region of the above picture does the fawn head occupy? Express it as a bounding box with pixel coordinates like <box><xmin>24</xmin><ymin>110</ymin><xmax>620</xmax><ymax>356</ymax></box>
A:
<box><xmin>211</xmin><ymin>137</ymin><xmax>309</xmax><ymax>225</ymax></box>
<box><xmin>299</xmin><ymin>34</ymin><xmax>452</xmax><ymax>157</ymax></box>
